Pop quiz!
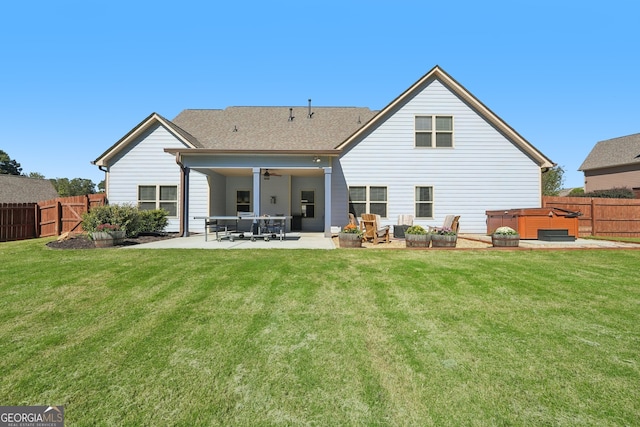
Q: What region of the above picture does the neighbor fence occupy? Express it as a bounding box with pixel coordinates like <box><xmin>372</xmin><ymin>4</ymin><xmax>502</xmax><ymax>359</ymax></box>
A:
<box><xmin>543</xmin><ymin>196</ymin><xmax>640</xmax><ymax>237</ymax></box>
<box><xmin>0</xmin><ymin>194</ymin><xmax>106</xmax><ymax>242</ymax></box>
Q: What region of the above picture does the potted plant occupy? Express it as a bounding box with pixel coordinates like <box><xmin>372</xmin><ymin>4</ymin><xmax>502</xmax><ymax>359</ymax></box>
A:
<box><xmin>491</xmin><ymin>226</ymin><xmax>520</xmax><ymax>247</ymax></box>
<box><xmin>404</xmin><ymin>225</ymin><xmax>430</xmax><ymax>248</ymax></box>
<box><xmin>91</xmin><ymin>223</ymin><xmax>126</xmax><ymax>247</ymax></box>
<box><xmin>338</xmin><ymin>224</ymin><xmax>363</xmax><ymax>248</ymax></box>
<box><xmin>431</xmin><ymin>226</ymin><xmax>457</xmax><ymax>248</ymax></box>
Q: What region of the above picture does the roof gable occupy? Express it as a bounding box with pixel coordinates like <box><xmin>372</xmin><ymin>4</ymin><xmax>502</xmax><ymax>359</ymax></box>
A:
<box><xmin>0</xmin><ymin>175</ymin><xmax>58</xmax><ymax>203</ymax></box>
<box><xmin>579</xmin><ymin>133</ymin><xmax>640</xmax><ymax>171</ymax></box>
<box><xmin>92</xmin><ymin>113</ymin><xmax>200</xmax><ymax>167</ymax></box>
<box><xmin>336</xmin><ymin>65</ymin><xmax>554</xmax><ymax>168</ymax></box>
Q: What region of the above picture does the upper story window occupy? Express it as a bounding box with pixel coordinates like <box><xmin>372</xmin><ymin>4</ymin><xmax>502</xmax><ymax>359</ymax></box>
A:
<box><xmin>415</xmin><ymin>116</ymin><xmax>453</xmax><ymax>148</ymax></box>
<box><xmin>138</xmin><ymin>185</ymin><xmax>178</xmax><ymax>217</ymax></box>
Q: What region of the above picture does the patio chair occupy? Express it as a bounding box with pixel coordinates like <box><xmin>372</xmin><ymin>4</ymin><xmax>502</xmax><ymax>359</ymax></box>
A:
<box><xmin>360</xmin><ymin>213</ymin><xmax>390</xmax><ymax>244</ymax></box>
<box><xmin>348</xmin><ymin>212</ymin><xmax>358</xmax><ymax>226</ymax></box>
<box><xmin>428</xmin><ymin>215</ymin><xmax>460</xmax><ymax>234</ymax></box>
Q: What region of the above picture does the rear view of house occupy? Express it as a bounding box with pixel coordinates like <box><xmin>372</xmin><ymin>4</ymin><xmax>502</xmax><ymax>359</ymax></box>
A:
<box><xmin>93</xmin><ymin>66</ymin><xmax>553</xmax><ymax>236</ymax></box>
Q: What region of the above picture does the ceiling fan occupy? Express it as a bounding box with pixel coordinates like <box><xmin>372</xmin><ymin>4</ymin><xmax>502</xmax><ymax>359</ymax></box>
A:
<box><xmin>263</xmin><ymin>169</ymin><xmax>282</xmax><ymax>180</ymax></box>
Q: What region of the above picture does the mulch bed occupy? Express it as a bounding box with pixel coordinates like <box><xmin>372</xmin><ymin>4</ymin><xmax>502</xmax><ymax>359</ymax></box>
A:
<box><xmin>46</xmin><ymin>233</ymin><xmax>180</xmax><ymax>250</ymax></box>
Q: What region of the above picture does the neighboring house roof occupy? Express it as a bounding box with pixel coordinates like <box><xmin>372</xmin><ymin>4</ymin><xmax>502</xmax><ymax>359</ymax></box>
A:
<box><xmin>579</xmin><ymin>133</ymin><xmax>640</xmax><ymax>171</ymax></box>
<box><xmin>171</xmin><ymin>107</ymin><xmax>377</xmax><ymax>151</ymax></box>
<box><xmin>337</xmin><ymin>65</ymin><xmax>554</xmax><ymax>168</ymax></box>
<box><xmin>0</xmin><ymin>175</ymin><xmax>58</xmax><ymax>203</ymax></box>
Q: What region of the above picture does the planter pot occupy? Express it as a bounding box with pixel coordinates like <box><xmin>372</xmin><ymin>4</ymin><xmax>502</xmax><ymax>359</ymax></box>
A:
<box><xmin>92</xmin><ymin>232</ymin><xmax>114</xmax><ymax>248</ymax></box>
<box><xmin>338</xmin><ymin>232</ymin><xmax>362</xmax><ymax>248</ymax></box>
<box><xmin>431</xmin><ymin>234</ymin><xmax>457</xmax><ymax>248</ymax></box>
<box><xmin>492</xmin><ymin>234</ymin><xmax>520</xmax><ymax>247</ymax></box>
<box><xmin>405</xmin><ymin>233</ymin><xmax>431</xmax><ymax>248</ymax></box>
<box><xmin>111</xmin><ymin>230</ymin><xmax>126</xmax><ymax>245</ymax></box>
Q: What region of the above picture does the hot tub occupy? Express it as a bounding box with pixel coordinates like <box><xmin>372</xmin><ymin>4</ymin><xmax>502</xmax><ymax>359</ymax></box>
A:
<box><xmin>486</xmin><ymin>208</ymin><xmax>580</xmax><ymax>239</ymax></box>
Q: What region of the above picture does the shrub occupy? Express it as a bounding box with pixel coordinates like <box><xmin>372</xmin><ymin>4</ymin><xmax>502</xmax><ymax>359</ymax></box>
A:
<box><xmin>82</xmin><ymin>204</ymin><xmax>168</xmax><ymax>238</ymax></box>
<box><xmin>493</xmin><ymin>226</ymin><xmax>518</xmax><ymax>235</ymax></box>
<box><xmin>139</xmin><ymin>209</ymin><xmax>169</xmax><ymax>234</ymax></box>
<box><xmin>582</xmin><ymin>187</ymin><xmax>634</xmax><ymax>199</ymax></box>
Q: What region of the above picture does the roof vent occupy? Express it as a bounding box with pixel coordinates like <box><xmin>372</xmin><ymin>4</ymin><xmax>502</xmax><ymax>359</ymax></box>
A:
<box><xmin>308</xmin><ymin>99</ymin><xmax>314</xmax><ymax>118</ymax></box>
<box><xmin>288</xmin><ymin>108</ymin><xmax>295</xmax><ymax>121</ymax></box>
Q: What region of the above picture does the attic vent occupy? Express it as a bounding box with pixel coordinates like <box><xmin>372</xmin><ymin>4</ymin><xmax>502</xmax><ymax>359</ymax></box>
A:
<box><xmin>357</xmin><ymin>115</ymin><xmax>361</xmax><ymax>124</ymax></box>
<box><xmin>288</xmin><ymin>108</ymin><xmax>295</xmax><ymax>121</ymax></box>
<box><xmin>233</xmin><ymin>125</ymin><xmax>238</xmax><ymax>132</ymax></box>
<box><xmin>308</xmin><ymin>99</ymin><xmax>314</xmax><ymax>118</ymax></box>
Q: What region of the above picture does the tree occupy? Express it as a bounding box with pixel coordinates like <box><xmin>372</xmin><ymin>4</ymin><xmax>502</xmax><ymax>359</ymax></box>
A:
<box><xmin>50</xmin><ymin>178</ymin><xmax>97</xmax><ymax>196</ymax></box>
<box><xmin>28</xmin><ymin>172</ymin><xmax>45</xmax><ymax>179</ymax></box>
<box><xmin>542</xmin><ymin>165</ymin><xmax>564</xmax><ymax>196</ymax></box>
<box><xmin>0</xmin><ymin>150</ymin><xmax>23</xmax><ymax>175</ymax></box>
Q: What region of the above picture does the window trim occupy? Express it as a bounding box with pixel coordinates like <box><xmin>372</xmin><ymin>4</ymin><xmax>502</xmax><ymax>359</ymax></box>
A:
<box><xmin>236</xmin><ymin>189</ymin><xmax>252</xmax><ymax>213</ymax></box>
<box><xmin>348</xmin><ymin>185</ymin><xmax>388</xmax><ymax>218</ymax></box>
<box><xmin>414</xmin><ymin>185</ymin><xmax>434</xmax><ymax>219</ymax></box>
<box><xmin>138</xmin><ymin>184</ymin><xmax>179</xmax><ymax>217</ymax></box>
<box><xmin>415</xmin><ymin>115</ymin><xmax>454</xmax><ymax>148</ymax></box>
<box><xmin>301</xmin><ymin>189</ymin><xmax>315</xmax><ymax>218</ymax></box>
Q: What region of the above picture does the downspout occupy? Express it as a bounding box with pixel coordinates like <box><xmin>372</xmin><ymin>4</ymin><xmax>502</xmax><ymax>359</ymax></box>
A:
<box><xmin>175</xmin><ymin>153</ymin><xmax>189</xmax><ymax>237</ymax></box>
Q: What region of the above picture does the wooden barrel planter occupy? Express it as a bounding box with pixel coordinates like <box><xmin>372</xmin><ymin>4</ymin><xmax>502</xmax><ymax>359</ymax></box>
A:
<box><xmin>338</xmin><ymin>233</ymin><xmax>362</xmax><ymax>248</ymax></box>
<box><xmin>405</xmin><ymin>234</ymin><xmax>431</xmax><ymax>248</ymax></box>
<box><xmin>431</xmin><ymin>234</ymin><xmax>457</xmax><ymax>248</ymax></box>
<box><xmin>111</xmin><ymin>230</ymin><xmax>126</xmax><ymax>245</ymax></box>
<box><xmin>92</xmin><ymin>232</ymin><xmax>114</xmax><ymax>248</ymax></box>
<box><xmin>492</xmin><ymin>234</ymin><xmax>520</xmax><ymax>247</ymax></box>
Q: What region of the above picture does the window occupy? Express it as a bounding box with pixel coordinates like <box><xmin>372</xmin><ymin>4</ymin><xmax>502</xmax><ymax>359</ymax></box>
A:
<box><xmin>138</xmin><ymin>185</ymin><xmax>178</xmax><ymax>216</ymax></box>
<box><xmin>349</xmin><ymin>186</ymin><xmax>387</xmax><ymax>218</ymax></box>
<box><xmin>236</xmin><ymin>190</ymin><xmax>251</xmax><ymax>212</ymax></box>
<box><xmin>301</xmin><ymin>190</ymin><xmax>315</xmax><ymax>218</ymax></box>
<box><xmin>415</xmin><ymin>116</ymin><xmax>453</xmax><ymax>147</ymax></box>
<box><xmin>415</xmin><ymin>186</ymin><xmax>434</xmax><ymax>218</ymax></box>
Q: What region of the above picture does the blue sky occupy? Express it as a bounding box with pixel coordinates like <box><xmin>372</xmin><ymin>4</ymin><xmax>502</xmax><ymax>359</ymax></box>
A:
<box><xmin>2</xmin><ymin>1</ymin><xmax>639</xmax><ymax>189</ymax></box>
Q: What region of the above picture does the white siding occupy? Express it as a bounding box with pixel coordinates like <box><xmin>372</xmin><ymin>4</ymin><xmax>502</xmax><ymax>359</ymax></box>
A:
<box><xmin>107</xmin><ymin>124</ymin><xmax>208</xmax><ymax>233</ymax></box>
<box><xmin>337</xmin><ymin>79</ymin><xmax>541</xmax><ymax>233</ymax></box>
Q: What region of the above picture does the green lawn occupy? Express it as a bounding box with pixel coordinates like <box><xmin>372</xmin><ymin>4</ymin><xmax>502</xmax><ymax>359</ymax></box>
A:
<box><xmin>1</xmin><ymin>239</ymin><xmax>639</xmax><ymax>426</ymax></box>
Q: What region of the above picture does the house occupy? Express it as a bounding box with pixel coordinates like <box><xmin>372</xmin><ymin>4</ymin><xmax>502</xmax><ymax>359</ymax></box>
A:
<box><xmin>92</xmin><ymin>66</ymin><xmax>554</xmax><ymax>237</ymax></box>
<box><xmin>0</xmin><ymin>175</ymin><xmax>58</xmax><ymax>203</ymax></box>
<box><xmin>579</xmin><ymin>133</ymin><xmax>640</xmax><ymax>197</ymax></box>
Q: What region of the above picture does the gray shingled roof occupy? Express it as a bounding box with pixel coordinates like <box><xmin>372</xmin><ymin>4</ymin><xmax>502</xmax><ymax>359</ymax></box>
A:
<box><xmin>0</xmin><ymin>175</ymin><xmax>59</xmax><ymax>203</ymax></box>
<box><xmin>171</xmin><ymin>106</ymin><xmax>377</xmax><ymax>150</ymax></box>
<box><xmin>579</xmin><ymin>133</ymin><xmax>640</xmax><ymax>171</ymax></box>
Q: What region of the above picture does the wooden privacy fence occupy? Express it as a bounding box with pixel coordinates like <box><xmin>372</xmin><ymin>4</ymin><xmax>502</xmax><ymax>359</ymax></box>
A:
<box><xmin>543</xmin><ymin>196</ymin><xmax>640</xmax><ymax>237</ymax></box>
<box><xmin>0</xmin><ymin>203</ymin><xmax>36</xmax><ymax>242</ymax></box>
<box><xmin>0</xmin><ymin>194</ymin><xmax>106</xmax><ymax>242</ymax></box>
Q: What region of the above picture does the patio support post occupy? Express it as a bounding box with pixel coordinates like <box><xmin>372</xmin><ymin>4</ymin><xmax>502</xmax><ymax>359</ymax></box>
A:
<box><xmin>252</xmin><ymin>166</ymin><xmax>261</xmax><ymax>214</ymax></box>
<box><xmin>323</xmin><ymin>167</ymin><xmax>332</xmax><ymax>237</ymax></box>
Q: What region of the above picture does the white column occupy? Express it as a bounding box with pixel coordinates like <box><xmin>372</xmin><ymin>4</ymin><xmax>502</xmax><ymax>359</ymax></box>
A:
<box><xmin>252</xmin><ymin>168</ymin><xmax>261</xmax><ymax>216</ymax></box>
<box><xmin>323</xmin><ymin>167</ymin><xmax>332</xmax><ymax>237</ymax></box>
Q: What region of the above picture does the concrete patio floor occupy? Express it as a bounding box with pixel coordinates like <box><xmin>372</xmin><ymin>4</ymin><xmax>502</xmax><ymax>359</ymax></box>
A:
<box><xmin>126</xmin><ymin>232</ymin><xmax>640</xmax><ymax>250</ymax></box>
<box><xmin>126</xmin><ymin>232</ymin><xmax>336</xmax><ymax>249</ymax></box>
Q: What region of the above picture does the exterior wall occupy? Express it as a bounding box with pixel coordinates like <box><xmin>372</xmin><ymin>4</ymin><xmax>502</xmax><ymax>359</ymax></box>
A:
<box><xmin>107</xmin><ymin>124</ymin><xmax>208</xmax><ymax>233</ymax></box>
<box><xmin>336</xmin><ymin>79</ymin><xmax>542</xmax><ymax>233</ymax></box>
<box><xmin>584</xmin><ymin>164</ymin><xmax>640</xmax><ymax>193</ymax></box>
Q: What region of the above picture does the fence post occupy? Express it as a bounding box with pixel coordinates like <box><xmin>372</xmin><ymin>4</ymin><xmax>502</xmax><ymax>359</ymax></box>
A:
<box><xmin>55</xmin><ymin>200</ymin><xmax>62</xmax><ymax>236</ymax></box>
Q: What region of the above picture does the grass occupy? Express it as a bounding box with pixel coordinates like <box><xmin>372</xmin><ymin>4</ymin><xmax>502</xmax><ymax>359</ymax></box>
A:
<box><xmin>584</xmin><ymin>235</ymin><xmax>640</xmax><ymax>244</ymax></box>
<box><xmin>1</xmin><ymin>238</ymin><xmax>639</xmax><ymax>426</ymax></box>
